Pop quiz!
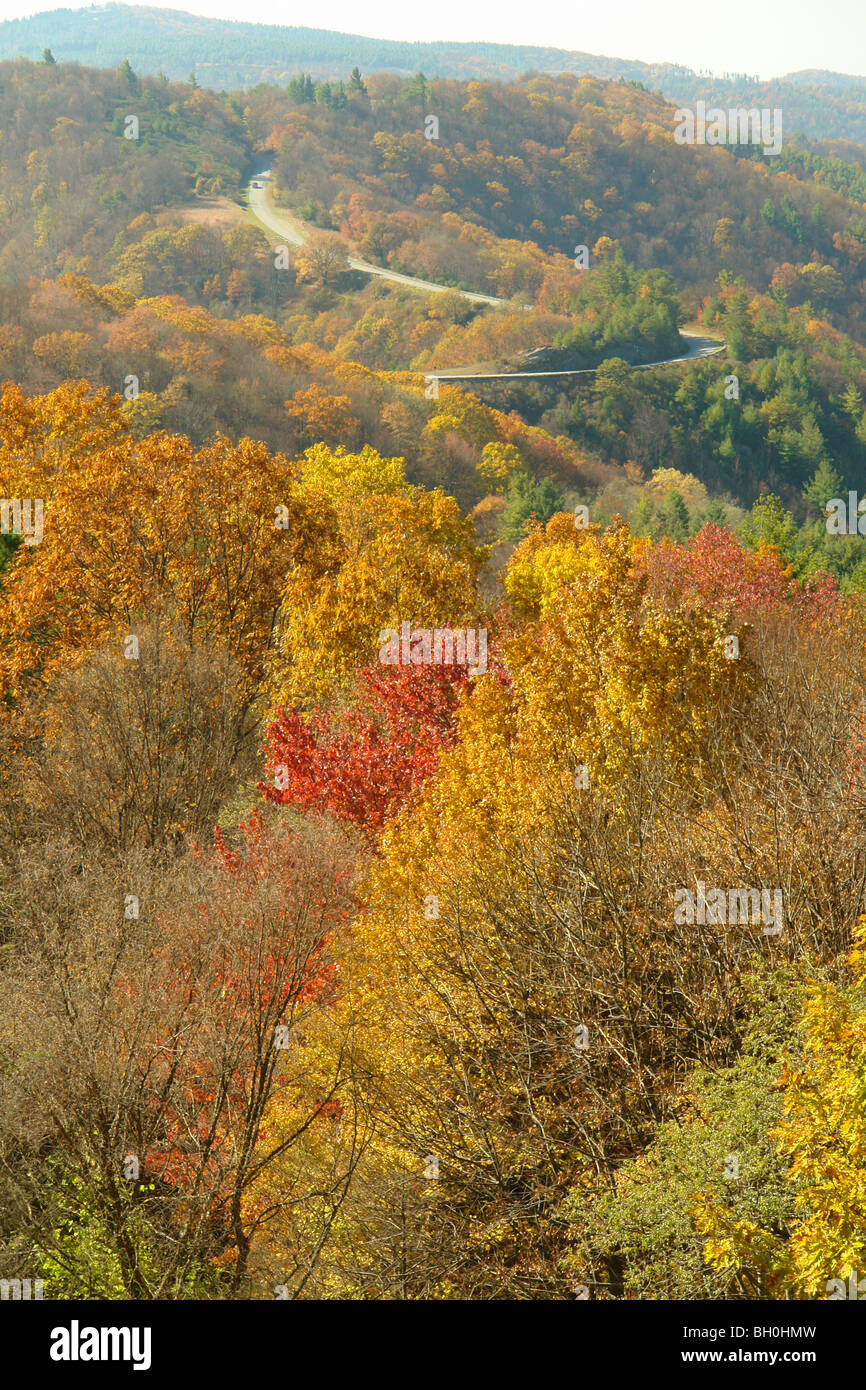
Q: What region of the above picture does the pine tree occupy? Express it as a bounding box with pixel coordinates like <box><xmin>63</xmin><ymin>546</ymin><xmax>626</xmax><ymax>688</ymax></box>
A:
<box><xmin>119</xmin><ymin>58</ymin><xmax>138</xmax><ymax>92</ymax></box>
<box><xmin>803</xmin><ymin>459</ymin><xmax>843</xmax><ymax>515</ymax></box>
<box><xmin>630</xmin><ymin>490</ymin><xmax>656</xmax><ymax>537</ymax></box>
<box><xmin>501</xmin><ymin>472</ymin><xmax>565</xmax><ymax>541</ymax></box>
<box><xmin>702</xmin><ymin>499</ymin><xmax>728</xmax><ymax>528</ymax></box>
<box><xmin>842</xmin><ymin>382</ymin><xmax>864</xmax><ymax>421</ymax></box>
<box><xmin>654</xmin><ymin>490</ymin><xmax>690</xmax><ymax>543</ymax></box>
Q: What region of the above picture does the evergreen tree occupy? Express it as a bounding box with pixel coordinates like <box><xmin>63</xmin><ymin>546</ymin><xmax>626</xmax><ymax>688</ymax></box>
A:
<box><xmin>654</xmin><ymin>489</ymin><xmax>690</xmax><ymax>542</ymax></box>
<box><xmin>842</xmin><ymin>382</ymin><xmax>864</xmax><ymax>421</ymax></box>
<box><xmin>702</xmin><ymin>499</ymin><xmax>729</xmax><ymax>528</ymax></box>
<box><xmin>408</xmin><ymin>71</ymin><xmax>428</xmax><ymax>105</ymax></box>
<box><xmin>803</xmin><ymin>459</ymin><xmax>844</xmax><ymax>515</ymax></box>
<box><xmin>630</xmin><ymin>490</ymin><xmax>656</xmax><ymax>537</ymax></box>
<box><xmin>739</xmin><ymin>494</ymin><xmax>806</xmax><ymax>571</ymax></box>
<box><xmin>119</xmin><ymin>58</ymin><xmax>138</xmax><ymax>92</ymax></box>
<box><xmin>724</xmin><ymin>288</ymin><xmax>751</xmax><ymax>360</ymax></box>
<box><xmin>501</xmin><ymin>472</ymin><xmax>565</xmax><ymax>541</ymax></box>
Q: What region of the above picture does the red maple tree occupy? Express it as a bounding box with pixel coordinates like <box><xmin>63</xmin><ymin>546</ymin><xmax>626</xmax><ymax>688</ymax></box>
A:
<box><xmin>260</xmin><ymin>659</ymin><xmax>473</xmax><ymax>834</ymax></box>
<box><xmin>640</xmin><ymin>524</ymin><xmax>839</xmax><ymax>617</ymax></box>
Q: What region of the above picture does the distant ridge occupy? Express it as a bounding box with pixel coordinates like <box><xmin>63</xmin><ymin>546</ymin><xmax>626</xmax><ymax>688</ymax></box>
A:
<box><xmin>1</xmin><ymin>5</ymin><xmax>865</xmax><ymax>142</ymax></box>
<box><xmin>0</xmin><ymin>5</ymin><xmax>710</xmax><ymax>87</ymax></box>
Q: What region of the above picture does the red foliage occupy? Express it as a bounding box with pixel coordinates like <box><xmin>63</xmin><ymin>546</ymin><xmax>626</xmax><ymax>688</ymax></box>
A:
<box><xmin>260</xmin><ymin>660</ymin><xmax>471</xmax><ymax>834</ymax></box>
<box><xmin>640</xmin><ymin>524</ymin><xmax>839</xmax><ymax>618</ymax></box>
<box><xmin>136</xmin><ymin>814</ymin><xmax>351</xmax><ymax>1196</ymax></box>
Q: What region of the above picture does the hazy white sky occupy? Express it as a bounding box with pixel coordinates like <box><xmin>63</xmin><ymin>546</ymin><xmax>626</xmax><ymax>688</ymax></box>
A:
<box><xmin>1</xmin><ymin>0</ymin><xmax>864</xmax><ymax>80</ymax></box>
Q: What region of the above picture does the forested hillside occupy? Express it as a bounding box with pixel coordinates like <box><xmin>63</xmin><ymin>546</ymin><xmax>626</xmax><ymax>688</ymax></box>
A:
<box><xmin>3</xmin><ymin>4</ymin><xmax>866</xmax><ymax>145</ymax></box>
<box><xmin>1</xmin><ymin>41</ymin><xmax>866</xmax><ymax>1318</ymax></box>
<box><xmin>3</xmin><ymin>58</ymin><xmax>865</xmax><ymax>544</ymax></box>
<box><xmin>0</xmin><ymin>56</ymin><xmax>247</xmax><ymax>282</ymax></box>
<box><xmin>251</xmin><ymin>72</ymin><xmax>866</xmax><ymax>335</ymax></box>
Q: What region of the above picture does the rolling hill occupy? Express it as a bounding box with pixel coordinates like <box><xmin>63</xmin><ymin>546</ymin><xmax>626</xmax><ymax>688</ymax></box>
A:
<box><xmin>2</xmin><ymin>4</ymin><xmax>866</xmax><ymax>143</ymax></box>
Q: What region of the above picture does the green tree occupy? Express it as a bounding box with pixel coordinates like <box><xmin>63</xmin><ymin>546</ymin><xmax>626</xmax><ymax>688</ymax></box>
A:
<box><xmin>500</xmin><ymin>472</ymin><xmax>565</xmax><ymax>541</ymax></box>
<box><xmin>573</xmin><ymin>979</ymin><xmax>799</xmax><ymax>1300</ymax></box>
<box><xmin>701</xmin><ymin>498</ymin><xmax>729</xmax><ymax>528</ymax></box>
<box><xmin>630</xmin><ymin>490</ymin><xmax>656</xmax><ymax>537</ymax></box>
<box><xmin>654</xmin><ymin>489</ymin><xmax>690</xmax><ymax>542</ymax></box>
<box><xmin>842</xmin><ymin>383</ymin><xmax>863</xmax><ymax>422</ymax></box>
<box><xmin>119</xmin><ymin>58</ymin><xmax>138</xmax><ymax>91</ymax></box>
<box><xmin>803</xmin><ymin>459</ymin><xmax>843</xmax><ymax>516</ymax></box>
<box><xmin>408</xmin><ymin>71</ymin><xmax>428</xmax><ymax>105</ymax></box>
<box><xmin>723</xmin><ymin>288</ymin><xmax>751</xmax><ymax>361</ymax></box>
<box><xmin>739</xmin><ymin>494</ymin><xmax>808</xmax><ymax>572</ymax></box>
<box><xmin>593</xmin><ymin>357</ymin><xmax>631</xmax><ymax>397</ymax></box>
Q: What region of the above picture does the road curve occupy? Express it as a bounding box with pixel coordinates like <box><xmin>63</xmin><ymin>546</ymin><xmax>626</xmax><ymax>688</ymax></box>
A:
<box><xmin>247</xmin><ymin>173</ymin><xmax>726</xmax><ymax>377</ymax></box>
<box><xmin>248</xmin><ymin>176</ymin><xmax>506</xmax><ymax>307</ymax></box>
<box><xmin>427</xmin><ymin>333</ymin><xmax>726</xmax><ymax>380</ymax></box>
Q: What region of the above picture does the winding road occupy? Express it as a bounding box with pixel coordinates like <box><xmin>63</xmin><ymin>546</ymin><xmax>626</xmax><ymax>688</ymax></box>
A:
<box><xmin>427</xmin><ymin>332</ymin><xmax>726</xmax><ymax>381</ymax></box>
<box><xmin>247</xmin><ymin>172</ymin><xmax>726</xmax><ymax>378</ymax></box>
<box><xmin>249</xmin><ymin>173</ymin><xmax>503</xmax><ymax>307</ymax></box>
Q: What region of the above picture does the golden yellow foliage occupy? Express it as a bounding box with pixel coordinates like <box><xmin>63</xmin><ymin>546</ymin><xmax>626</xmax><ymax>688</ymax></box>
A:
<box><xmin>265</xmin><ymin>459</ymin><xmax>486</xmax><ymax>707</ymax></box>
<box><xmin>0</xmin><ymin>382</ymin><xmax>313</xmax><ymax>713</ymax></box>
<box><xmin>696</xmin><ymin>918</ymin><xmax>866</xmax><ymax>1298</ymax></box>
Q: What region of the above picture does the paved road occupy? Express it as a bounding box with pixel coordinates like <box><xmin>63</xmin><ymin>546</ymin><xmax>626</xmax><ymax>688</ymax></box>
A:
<box><xmin>427</xmin><ymin>333</ymin><xmax>726</xmax><ymax>381</ymax></box>
<box><xmin>248</xmin><ymin>176</ymin><xmax>505</xmax><ymax>307</ymax></box>
<box><xmin>247</xmin><ymin>173</ymin><xmax>726</xmax><ymax>376</ymax></box>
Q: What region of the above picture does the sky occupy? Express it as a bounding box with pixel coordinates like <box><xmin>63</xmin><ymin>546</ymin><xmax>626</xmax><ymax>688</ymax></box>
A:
<box><xmin>0</xmin><ymin>0</ymin><xmax>864</xmax><ymax>81</ymax></box>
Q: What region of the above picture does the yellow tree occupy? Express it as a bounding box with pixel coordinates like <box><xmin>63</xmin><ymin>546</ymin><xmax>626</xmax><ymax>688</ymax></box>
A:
<box><xmin>0</xmin><ymin>383</ymin><xmax>326</xmax><ymax>719</ymax></box>
<box><xmin>264</xmin><ymin>444</ymin><xmax>486</xmax><ymax>709</ymax></box>
<box><xmin>294</xmin><ymin>232</ymin><xmax>349</xmax><ymax>287</ymax></box>
<box><xmin>284</xmin><ymin>384</ymin><xmax>361</xmax><ymax>448</ymax></box>
<box><xmin>476</xmin><ymin>441</ymin><xmax>523</xmax><ymax>492</ymax></box>
<box><xmin>283</xmin><ymin>518</ymin><xmax>758</xmax><ymax>1297</ymax></box>
<box><xmin>695</xmin><ymin>917</ymin><xmax>866</xmax><ymax>1299</ymax></box>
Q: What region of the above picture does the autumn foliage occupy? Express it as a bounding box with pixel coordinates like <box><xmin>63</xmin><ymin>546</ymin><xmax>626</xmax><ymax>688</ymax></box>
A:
<box><xmin>639</xmin><ymin>522</ymin><xmax>839</xmax><ymax>618</ymax></box>
<box><xmin>6</xmin><ymin>50</ymin><xmax>866</xmax><ymax>1313</ymax></box>
<box><xmin>260</xmin><ymin>659</ymin><xmax>471</xmax><ymax>833</ymax></box>
<box><xmin>1</xmin><ymin>380</ymin><xmax>864</xmax><ymax>1304</ymax></box>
